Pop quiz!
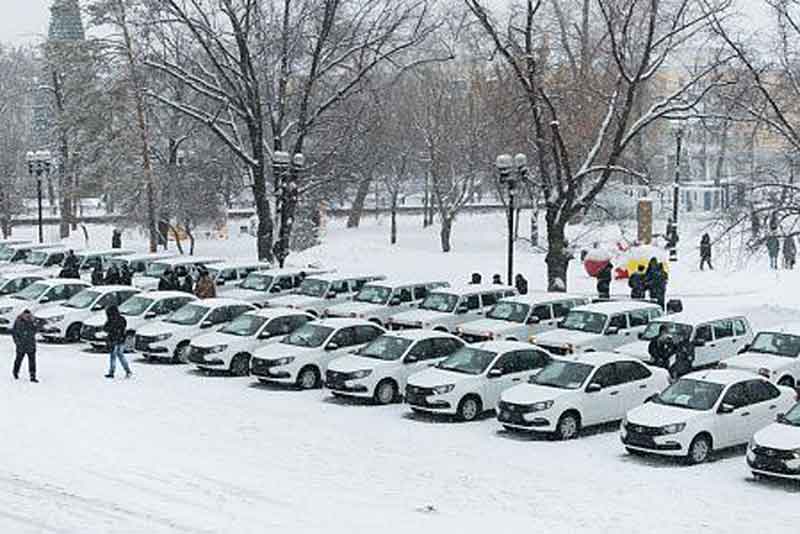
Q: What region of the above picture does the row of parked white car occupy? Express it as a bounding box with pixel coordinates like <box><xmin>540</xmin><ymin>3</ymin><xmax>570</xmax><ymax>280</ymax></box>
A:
<box><xmin>1</xmin><ymin>239</ymin><xmax>799</xmax><ymax>480</ymax></box>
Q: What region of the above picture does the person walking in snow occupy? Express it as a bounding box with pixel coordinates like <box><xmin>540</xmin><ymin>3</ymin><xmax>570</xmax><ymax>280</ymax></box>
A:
<box><xmin>194</xmin><ymin>270</ymin><xmax>217</xmax><ymax>299</ymax></box>
<box><xmin>12</xmin><ymin>310</ymin><xmax>38</xmax><ymax>383</ymax></box>
<box><xmin>105</xmin><ymin>263</ymin><xmax>121</xmax><ymax>285</ymax></box>
<box><xmin>699</xmin><ymin>233</ymin><xmax>713</xmax><ymax>271</ymax></box>
<box><xmin>111</xmin><ymin>229</ymin><xmax>122</xmax><ymax>249</ymax></box>
<box><xmin>469</xmin><ymin>272</ymin><xmax>482</xmax><ymax>285</ymax></box>
<box><xmin>596</xmin><ymin>262</ymin><xmax>612</xmax><ymax>300</ymax></box>
<box><xmin>104</xmin><ymin>305</ymin><xmax>131</xmax><ymax>379</ymax></box>
<box><xmin>628</xmin><ymin>265</ymin><xmax>647</xmax><ymax>299</ymax></box>
<box><xmin>767</xmin><ymin>235</ymin><xmax>780</xmax><ymax>269</ymax></box>
<box><xmin>60</xmin><ymin>250</ymin><xmax>80</xmax><ymax>279</ymax></box>
<box><xmin>492</xmin><ymin>274</ymin><xmax>503</xmax><ymax>285</ymax></box>
<box><xmin>783</xmin><ymin>235</ymin><xmax>796</xmax><ymax>270</ymax></box>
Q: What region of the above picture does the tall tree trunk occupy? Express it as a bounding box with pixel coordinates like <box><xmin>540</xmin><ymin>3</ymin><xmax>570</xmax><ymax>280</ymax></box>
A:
<box><xmin>58</xmin><ymin>133</ymin><xmax>71</xmax><ymax>238</ymax></box>
<box><xmin>347</xmin><ymin>176</ymin><xmax>372</xmax><ymax>228</ymax></box>
<box><xmin>440</xmin><ymin>216</ymin><xmax>452</xmax><ymax>253</ymax></box>
<box><xmin>390</xmin><ymin>190</ymin><xmax>398</xmax><ymax>245</ymax></box>
<box><xmin>545</xmin><ymin>213</ymin><xmax>570</xmax><ymax>292</ymax></box>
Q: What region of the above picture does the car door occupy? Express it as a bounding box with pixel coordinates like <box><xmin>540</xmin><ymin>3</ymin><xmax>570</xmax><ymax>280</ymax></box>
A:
<box><xmin>729</xmin><ymin>318</ymin><xmax>750</xmax><ymax>356</ymax></box>
<box><xmin>484</xmin><ymin>352</ymin><xmax>518</xmax><ymax>410</ymax></box>
<box><xmin>531</xmin><ymin>303</ymin><xmax>557</xmax><ymax>332</ymax></box>
<box><xmin>715</xmin><ymin>381</ymin><xmax>754</xmax><ymax>448</ymax></box>
<box><xmin>513</xmin><ymin>349</ymin><xmax>551</xmax><ymax>382</ymax></box>
<box><xmin>403</xmin><ymin>339</ymin><xmax>437</xmax><ymax>379</ymax></box>
<box><xmin>613</xmin><ymin>361</ymin><xmax>658</xmax><ymax>415</ymax></box>
<box><xmin>582</xmin><ymin>363</ymin><xmax>623</xmax><ymax>426</ymax></box>
<box><xmin>692</xmin><ymin>324</ymin><xmax>715</xmax><ymax>367</ymax></box>
<box><xmin>600</xmin><ymin>314</ymin><xmax>629</xmax><ymax>350</ymax></box>
<box><xmin>744</xmin><ymin>379</ymin><xmax>785</xmax><ymax>433</ymax></box>
<box><xmin>710</xmin><ymin>320</ymin><xmax>734</xmax><ymax>365</ymax></box>
<box><xmin>325</xmin><ymin>326</ymin><xmax>360</xmax><ymax>369</ymax></box>
<box><xmin>626</xmin><ymin>309</ymin><xmax>650</xmax><ymax>342</ymax></box>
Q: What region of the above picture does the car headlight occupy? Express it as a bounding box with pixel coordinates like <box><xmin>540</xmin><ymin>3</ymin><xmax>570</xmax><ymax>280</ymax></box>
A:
<box><xmin>529</xmin><ymin>335</ymin><xmax>537</xmax><ymax>344</ymax></box>
<box><xmin>530</xmin><ymin>400</ymin><xmax>554</xmax><ymax>412</ymax></box>
<box><xmin>564</xmin><ymin>343</ymin><xmax>575</xmax><ymax>353</ymax></box>
<box><xmin>433</xmin><ymin>384</ymin><xmax>455</xmax><ymax>395</ymax></box>
<box><xmin>271</xmin><ymin>357</ymin><xmax>295</xmax><ymax>366</ymax></box>
<box><xmin>660</xmin><ymin>423</ymin><xmax>686</xmax><ymax>435</ymax></box>
<box><xmin>45</xmin><ymin>315</ymin><xmax>64</xmax><ymax>323</ymax></box>
<box><xmin>208</xmin><ymin>345</ymin><xmax>228</xmax><ymax>354</ymax></box>
<box><xmin>350</xmin><ymin>370</ymin><xmax>372</xmax><ymax>379</ymax></box>
<box><xmin>0</xmin><ymin>307</ymin><xmax>12</xmax><ymax>315</ymax></box>
<box><xmin>154</xmin><ymin>333</ymin><xmax>172</xmax><ymax>341</ymax></box>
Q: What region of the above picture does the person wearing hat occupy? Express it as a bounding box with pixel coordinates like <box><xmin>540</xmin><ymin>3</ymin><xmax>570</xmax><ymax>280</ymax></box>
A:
<box><xmin>12</xmin><ymin>309</ymin><xmax>38</xmax><ymax>382</ymax></box>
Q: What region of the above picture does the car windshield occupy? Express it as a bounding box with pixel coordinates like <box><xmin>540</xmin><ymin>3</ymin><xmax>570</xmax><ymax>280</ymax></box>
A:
<box><xmin>297</xmin><ymin>279</ymin><xmax>329</xmax><ymax>298</ymax></box>
<box><xmin>64</xmin><ymin>290</ymin><xmax>101</xmax><ymax>309</ymax></box>
<box><xmin>109</xmin><ymin>258</ymin><xmax>129</xmax><ymax>269</ymax></box>
<box><xmin>420</xmin><ymin>293</ymin><xmax>459</xmax><ymax>313</ymax></box>
<box><xmin>118</xmin><ymin>296</ymin><xmax>154</xmax><ymax>316</ymax></box>
<box><xmin>780</xmin><ymin>403</ymin><xmax>800</xmax><ymax>427</ymax></box>
<box><xmin>0</xmin><ymin>248</ymin><xmax>16</xmax><ymax>261</ymax></box>
<box><xmin>12</xmin><ymin>282</ymin><xmax>49</xmax><ymax>301</ymax></box>
<box><xmin>221</xmin><ymin>314</ymin><xmax>269</xmax><ymax>337</ymax></box>
<box><xmin>748</xmin><ymin>332</ymin><xmax>800</xmax><ymax>358</ymax></box>
<box><xmin>354</xmin><ymin>285</ymin><xmax>392</xmax><ymax>305</ymax></box>
<box><xmin>532</xmin><ymin>360</ymin><xmax>594</xmax><ymax>389</ymax></box>
<box><xmin>282</xmin><ymin>324</ymin><xmax>334</xmax><ymax>348</ymax></box>
<box><xmin>561</xmin><ymin>311</ymin><xmax>607</xmax><ymax>334</ymax></box>
<box><xmin>487</xmin><ymin>302</ymin><xmax>530</xmax><ymax>323</ymax></box>
<box><xmin>240</xmin><ymin>274</ymin><xmax>274</xmax><ymax>292</ymax></box>
<box><xmin>436</xmin><ymin>347</ymin><xmax>497</xmax><ymax>375</ymax></box>
<box><xmin>165</xmin><ymin>304</ymin><xmax>209</xmax><ymax>326</ymax></box>
<box><xmin>653</xmin><ymin>379</ymin><xmax>724</xmax><ymax>411</ymax></box>
<box><xmin>356</xmin><ymin>336</ymin><xmax>414</xmax><ymax>361</ymax></box>
<box><xmin>641</xmin><ymin>321</ymin><xmax>693</xmax><ymax>341</ymax></box>
<box><xmin>145</xmin><ymin>262</ymin><xmax>172</xmax><ymax>278</ymax></box>
<box><xmin>24</xmin><ymin>251</ymin><xmax>49</xmax><ymax>266</ymax></box>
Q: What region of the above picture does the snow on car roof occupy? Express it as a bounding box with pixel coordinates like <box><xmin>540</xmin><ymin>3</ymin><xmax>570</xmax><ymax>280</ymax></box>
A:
<box><xmin>141</xmin><ymin>290</ymin><xmax>197</xmax><ymax>300</ymax></box>
<box><xmin>87</xmin><ymin>285</ymin><xmax>142</xmax><ymax>293</ymax></box>
<box><xmin>0</xmin><ymin>271</ymin><xmax>45</xmax><ymax>280</ymax></box>
<box><xmin>685</xmin><ymin>369</ymin><xmax>760</xmax><ymax>385</ymax></box>
<box><xmin>501</xmin><ymin>292</ymin><xmax>589</xmax><ymax>305</ymax></box>
<box><xmin>562</xmin><ymin>351</ymin><xmax>635</xmax><ymax>366</ymax></box>
<box><xmin>249</xmin><ymin>266</ymin><xmax>329</xmax><ymax>277</ymax></box>
<box><xmin>152</xmin><ymin>256</ymin><xmax>223</xmax><ymax>266</ymax></box>
<box><xmin>306</xmin><ymin>272</ymin><xmax>385</xmax><ymax>282</ymax></box>
<box><xmin>77</xmin><ymin>249</ymin><xmax>136</xmax><ymax>257</ymax></box>
<box><xmin>361</xmin><ymin>278</ymin><xmax>448</xmax><ymax>288</ymax></box>
<box><xmin>382</xmin><ymin>329</ymin><xmax>459</xmax><ymax>341</ymax></box>
<box><xmin>312</xmin><ymin>317</ymin><xmax>382</xmax><ymax>329</ymax></box>
<box><xmin>191</xmin><ymin>297</ymin><xmax>255</xmax><ymax>308</ymax></box>
<box><xmin>652</xmin><ymin>311</ymin><xmax>745</xmax><ymax>327</ymax></box>
<box><xmin>246</xmin><ymin>307</ymin><xmax>312</xmax><ymax>319</ymax></box>
<box><xmin>432</xmin><ymin>283</ymin><xmax>516</xmax><ymax>296</ymax></box>
<box><xmin>573</xmin><ymin>300</ymin><xmax>662</xmax><ymax>314</ymax></box>
<box><xmin>6</xmin><ymin>243</ymin><xmax>65</xmax><ymax>251</ymax></box>
<box><xmin>34</xmin><ymin>278</ymin><xmax>92</xmax><ymax>287</ymax></box>
<box><xmin>757</xmin><ymin>322</ymin><xmax>800</xmax><ymax>335</ymax></box>
<box><xmin>207</xmin><ymin>260</ymin><xmax>270</xmax><ymax>269</ymax></box>
<box><xmin>470</xmin><ymin>340</ymin><xmax>538</xmax><ymax>353</ymax></box>
<box><xmin>114</xmin><ymin>252</ymin><xmax>177</xmax><ymax>262</ymax></box>
<box><xmin>0</xmin><ymin>239</ymin><xmax>29</xmax><ymax>245</ymax></box>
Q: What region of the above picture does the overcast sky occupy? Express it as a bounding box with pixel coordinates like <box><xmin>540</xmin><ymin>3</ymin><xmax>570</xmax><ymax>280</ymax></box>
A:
<box><xmin>0</xmin><ymin>0</ymin><xmax>773</xmax><ymax>46</ymax></box>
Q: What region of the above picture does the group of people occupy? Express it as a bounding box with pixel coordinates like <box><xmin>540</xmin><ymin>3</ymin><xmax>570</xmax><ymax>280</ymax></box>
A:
<box><xmin>57</xmin><ymin>250</ymin><xmax>81</xmax><ymax>279</ymax></box>
<box><xmin>766</xmin><ymin>234</ymin><xmax>797</xmax><ymax>270</ymax></box>
<box><xmin>648</xmin><ymin>323</ymin><xmax>694</xmax><ymax>380</ymax></box>
<box><xmin>158</xmin><ymin>267</ymin><xmax>217</xmax><ymax>299</ymax></box>
<box><xmin>468</xmin><ymin>272</ymin><xmax>529</xmax><ymax>295</ymax></box>
<box><xmin>91</xmin><ymin>263</ymin><xmax>133</xmax><ymax>286</ymax></box>
<box><xmin>625</xmin><ymin>258</ymin><xmax>669</xmax><ymax>306</ymax></box>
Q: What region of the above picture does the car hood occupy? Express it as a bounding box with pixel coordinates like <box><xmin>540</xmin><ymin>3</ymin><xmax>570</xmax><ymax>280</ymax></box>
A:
<box><xmin>83</xmin><ymin>312</ymin><xmax>107</xmax><ymax>328</ymax></box>
<box><xmin>460</xmin><ymin>318</ymin><xmax>517</xmax><ymax>335</ymax></box>
<box><xmin>626</xmin><ymin>401</ymin><xmax>700</xmax><ymax>427</ymax></box>
<box><xmin>724</xmin><ymin>352</ymin><xmax>794</xmax><ymax>372</ymax></box>
<box><xmin>251</xmin><ymin>342</ymin><xmax>318</xmax><ymax>360</ymax></box>
<box><xmin>224</xmin><ymin>288</ymin><xmax>264</xmax><ymax>301</ymax></box>
<box><xmin>501</xmin><ymin>383</ymin><xmax>571</xmax><ymax>404</ymax></box>
<box><xmin>327</xmin><ymin>301</ymin><xmax>381</xmax><ymax>316</ymax></box>
<box><xmin>137</xmin><ymin>320</ymin><xmax>193</xmax><ymax>337</ymax></box>
<box><xmin>408</xmin><ymin>367</ymin><xmax>474</xmax><ymax>388</ymax></box>
<box><xmin>615</xmin><ymin>341</ymin><xmax>652</xmax><ymax>361</ymax></box>
<box><xmin>0</xmin><ymin>297</ymin><xmax>26</xmax><ymax>311</ymax></box>
<box><xmin>753</xmin><ymin>422</ymin><xmax>800</xmax><ymax>451</ymax></box>
<box><xmin>34</xmin><ymin>305</ymin><xmax>71</xmax><ymax>320</ymax></box>
<box><xmin>392</xmin><ymin>309</ymin><xmax>446</xmax><ymax>324</ymax></box>
<box><xmin>269</xmin><ymin>294</ymin><xmax>323</xmax><ymax>309</ymax></box>
<box><xmin>328</xmin><ymin>354</ymin><xmax>393</xmax><ymax>373</ymax></box>
<box><xmin>191</xmin><ymin>331</ymin><xmax>244</xmax><ymax>348</ymax></box>
<box><xmin>535</xmin><ymin>329</ymin><xmax>602</xmax><ymax>347</ymax></box>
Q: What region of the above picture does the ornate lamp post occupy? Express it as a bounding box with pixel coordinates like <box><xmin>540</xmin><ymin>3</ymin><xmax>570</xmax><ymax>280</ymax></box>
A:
<box><xmin>668</xmin><ymin>121</ymin><xmax>685</xmax><ymax>262</ymax></box>
<box><xmin>26</xmin><ymin>150</ymin><xmax>52</xmax><ymax>243</ymax></box>
<box><xmin>496</xmin><ymin>153</ymin><xmax>529</xmax><ymax>286</ymax></box>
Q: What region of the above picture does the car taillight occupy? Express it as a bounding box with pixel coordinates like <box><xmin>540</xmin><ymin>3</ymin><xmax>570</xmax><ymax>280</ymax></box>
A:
<box><xmin>758</xmin><ymin>368</ymin><xmax>771</xmax><ymax>379</ymax></box>
<box><xmin>350</xmin><ymin>312</ymin><xmax>358</xmax><ymax>318</ymax></box>
<box><xmin>716</xmin><ymin>362</ymin><xmax>727</xmax><ymax>369</ymax></box>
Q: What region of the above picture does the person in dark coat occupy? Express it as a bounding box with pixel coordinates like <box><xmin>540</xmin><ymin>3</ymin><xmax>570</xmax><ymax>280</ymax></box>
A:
<box><xmin>514</xmin><ymin>273</ymin><xmax>528</xmax><ymax>295</ymax></box>
<box><xmin>648</xmin><ymin>324</ymin><xmax>674</xmax><ymax>370</ymax></box>
<box><xmin>596</xmin><ymin>262</ymin><xmax>612</xmax><ymax>300</ymax></box>
<box><xmin>60</xmin><ymin>250</ymin><xmax>80</xmax><ymax>279</ymax></box>
<box><xmin>120</xmin><ymin>264</ymin><xmax>133</xmax><ymax>285</ymax></box>
<box><xmin>699</xmin><ymin>234</ymin><xmax>713</xmax><ymax>271</ymax></box>
<box><xmin>91</xmin><ymin>264</ymin><xmax>105</xmax><ymax>286</ymax></box>
<box><xmin>158</xmin><ymin>268</ymin><xmax>176</xmax><ymax>291</ymax></box>
<box><xmin>111</xmin><ymin>229</ymin><xmax>122</xmax><ymax>249</ymax></box>
<box><xmin>194</xmin><ymin>270</ymin><xmax>217</xmax><ymax>299</ymax></box>
<box><xmin>12</xmin><ymin>310</ymin><xmax>38</xmax><ymax>382</ymax></box>
<box><xmin>670</xmin><ymin>337</ymin><xmax>695</xmax><ymax>380</ymax></box>
<box><xmin>628</xmin><ymin>265</ymin><xmax>647</xmax><ymax>299</ymax></box>
<box><xmin>180</xmin><ymin>272</ymin><xmax>194</xmax><ymax>294</ymax></box>
<box><xmin>766</xmin><ymin>235</ymin><xmax>780</xmax><ymax>269</ymax></box>
<box><xmin>783</xmin><ymin>235</ymin><xmax>796</xmax><ymax>270</ymax></box>
<box><xmin>469</xmin><ymin>272</ymin><xmax>482</xmax><ymax>285</ymax></box>
<box><xmin>105</xmin><ymin>264</ymin><xmax>121</xmax><ymax>285</ymax></box>
<box><xmin>104</xmin><ymin>305</ymin><xmax>131</xmax><ymax>379</ymax></box>
<box><xmin>492</xmin><ymin>274</ymin><xmax>503</xmax><ymax>285</ymax></box>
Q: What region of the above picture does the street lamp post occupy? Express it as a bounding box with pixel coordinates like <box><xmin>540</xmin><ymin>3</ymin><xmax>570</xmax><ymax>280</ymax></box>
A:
<box><xmin>496</xmin><ymin>153</ymin><xmax>528</xmax><ymax>286</ymax></box>
<box><xmin>669</xmin><ymin>123</ymin><xmax>684</xmax><ymax>262</ymax></box>
<box><xmin>26</xmin><ymin>150</ymin><xmax>52</xmax><ymax>244</ymax></box>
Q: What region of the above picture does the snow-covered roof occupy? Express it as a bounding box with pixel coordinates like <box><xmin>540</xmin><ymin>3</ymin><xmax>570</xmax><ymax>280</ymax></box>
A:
<box><xmin>207</xmin><ymin>261</ymin><xmax>271</xmax><ymax>270</ymax></box>
<box><xmin>0</xmin><ymin>239</ymin><xmax>30</xmax><ymax>246</ymax></box>
<box><xmin>685</xmin><ymin>369</ymin><xmax>759</xmax><ymax>385</ymax></box>
<box><xmin>312</xmin><ymin>317</ymin><xmax>382</xmax><ymax>329</ymax></box>
<box><xmin>141</xmin><ymin>290</ymin><xmax>197</xmax><ymax>300</ymax></box>
<box><xmin>6</xmin><ymin>243</ymin><xmax>66</xmax><ymax>251</ymax></box>
<box><xmin>756</xmin><ymin>322</ymin><xmax>800</xmax><ymax>335</ymax></box>
<box><xmin>0</xmin><ymin>271</ymin><xmax>46</xmax><ymax>281</ymax></box>
<box><xmin>150</xmin><ymin>256</ymin><xmax>223</xmax><ymax>267</ymax></box>
<box><xmin>382</xmin><ymin>329</ymin><xmax>460</xmax><ymax>341</ymax></box>
<box><xmin>362</xmin><ymin>277</ymin><xmax>449</xmax><ymax>288</ymax></box>
<box><xmin>561</xmin><ymin>351</ymin><xmax>638</xmax><ymax>366</ymax></box>
<box><xmin>76</xmin><ymin>249</ymin><xmax>136</xmax><ymax>257</ymax></box>
<box><xmin>470</xmin><ymin>340</ymin><xmax>537</xmax><ymax>353</ymax></box>
<box><xmin>85</xmin><ymin>285</ymin><xmax>142</xmax><ymax>294</ymax></box>
<box><xmin>113</xmin><ymin>252</ymin><xmax>177</xmax><ymax>262</ymax></box>
<box><xmin>574</xmin><ymin>300</ymin><xmax>662</xmax><ymax>314</ymax></box>
<box><xmin>250</xmin><ymin>266</ymin><xmax>331</xmax><ymax>277</ymax></box>
<box><xmin>432</xmin><ymin>283</ymin><xmax>516</xmax><ymax>296</ymax></box>
<box><xmin>245</xmin><ymin>307</ymin><xmax>313</xmax><ymax>319</ymax></box>
<box><xmin>652</xmin><ymin>311</ymin><xmax>746</xmax><ymax>327</ymax></box>
<box><xmin>32</xmin><ymin>278</ymin><xmax>91</xmax><ymax>287</ymax></box>
<box><xmin>189</xmin><ymin>298</ymin><xmax>255</xmax><ymax>308</ymax></box>
<box><xmin>501</xmin><ymin>293</ymin><xmax>590</xmax><ymax>306</ymax></box>
<box><xmin>306</xmin><ymin>272</ymin><xmax>385</xmax><ymax>282</ymax></box>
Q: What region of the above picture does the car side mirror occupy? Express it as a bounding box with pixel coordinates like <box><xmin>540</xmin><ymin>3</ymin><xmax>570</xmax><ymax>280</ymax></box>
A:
<box><xmin>39</xmin><ymin>296</ymin><xmax>52</xmax><ymax>303</ymax></box>
<box><xmin>638</xmin><ymin>332</ymin><xmax>645</xmax><ymax>340</ymax></box>
<box><xmin>326</xmin><ymin>293</ymin><xmax>337</xmax><ymax>300</ymax></box>
<box><xmin>586</xmin><ymin>383</ymin><xmax>603</xmax><ymax>393</ymax></box>
<box><xmin>777</xmin><ymin>412</ymin><xmax>787</xmax><ymax>423</ymax></box>
<box><xmin>718</xmin><ymin>403</ymin><xmax>735</xmax><ymax>414</ymax></box>
<box><xmin>326</xmin><ymin>342</ymin><xmax>339</xmax><ymax>351</ymax></box>
<box><xmin>557</xmin><ymin>320</ymin><xmax>565</xmax><ymax>328</ymax></box>
<box><xmin>606</xmin><ymin>327</ymin><xmax>619</xmax><ymax>336</ymax></box>
<box><xmin>645</xmin><ymin>393</ymin><xmax>658</xmax><ymax>403</ymax></box>
<box><xmin>456</xmin><ymin>305</ymin><xmax>469</xmax><ymax>315</ymax></box>
<box><xmin>527</xmin><ymin>316</ymin><xmax>540</xmax><ymax>325</ymax></box>
<box><xmin>200</xmin><ymin>320</ymin><xmax>213</xmax><ymax>329</ymax></box>
<box><xmin>694</xmin><ymin>339</ymin><xmax>706</xmax><ymax>348</ymax></box>
<box><xmin>389</xmin><ymin>297</ymin><xmax>402</xmax><ymax>306</ymax></box>
<box><xmin>218</xmin><ymin>280</ymin><xmax>226</xmax><ymax>286</ymax></box>
<box><xmin>144</xmin><ymin>311</ymin><xmax>156</xmax><ymax>319</ymax></box>
<box><xmin>738</xmin><ymin>344</ymin><xmax>750</xmax><ymax>354</ymax></box>
<box><xmin>404</xmin><ymin>355</ymin><xmax>419</xmax><ymax>364</ymax></box>
<box><xmin>91</xmin><ymin>304</ymin><xmax>104</xmax><ymax>311</ymax></box>
<box><xmin>269</xmin><ymin>287</ymin><xmax>282</xmax><ymax>293</ymax></box>
<box><xmin>258</xmin><ymin>331</ymin><xmax>273</xmax><ymax>340</ymax></box>
<box><xmin>488</xmin><ymin>368</ymin><xmax>503</xmax><ymax>379</ymax></box>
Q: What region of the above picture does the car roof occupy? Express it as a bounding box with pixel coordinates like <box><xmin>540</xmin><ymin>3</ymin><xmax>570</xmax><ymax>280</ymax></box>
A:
<box><xmin>363</xmin><ymin>278</ymin><xmax>449</xmax><ymax>288</ymax></box>
<box><xmin>382</xmin><ymin>329</ymin><xmax>460</xmax><ymax>341</ymax></box>
<box><xmin>7</xmin><ymin>243</ymin><xmax>64</xmax><ymax>251</ymax></box>
<box><xmin>152</xmin><ymin>256</ymin><xmax>223</xmax><ymax>266</ymax></box>
<box><xmin>207</xmin><ymin>260</ymin><xmax>271</xmax><ymax>269</ymax></box>
<box><xmin>0</xmin><ymin>239</ymin><xmax>30</xmax><ymax>245</ymax></box>
<box><xmin>77</xmin><ymin>249</ymin><xmax>136</xmax><ymax>257</ymax></box>
<box><xmin>113</xmin><ymin>252</ymin><xmax>177</xmax><ymax>262</ymax></box>
<box><xmin>245</xmin><ymin>307</ymin><xmax>312</xmax><ymax>319</ymax></box>
<box><xmin>188</xmin><ymin>297</ymin><xmax>254</xmax><ymax>308</ymax></box>
<box><xmin>501</xmin><ymin>292</ymin><xmax>590</xmax><ymax>305</ymax></box>
<box><xmin>88</xmin><ymin>285</ymin><xmax>141</xmax><ymax>293</ymax></box>
<box><xmin>470</xmin><ymin>340</ymin><xmax>538</xmax><ymax>353</ymax></box>
<box><xmin>757</xmin><ymin>322</ymin><xmax>800</xmax><ymax>335</ymax></box>
<box><xmin>573</xmin><ymin>300</ymin><xmax>662</xmax><ymax>314</ymax></box>
<box><xmin>0</xmin><ymin>271</ymin><xmax>45</xmax><ymax>280</ymax></box>
<box><xmin>249</xmin><ymin>267</ymin><xmax>329</xmax><ymax>277</ymax></box>
<box><xmin>141</xmin><ymin>290</ymin><xmax>196</xmax><ymax>300</ymax></box>
<box><xmin>560</xmin><ymin>351</ymin><xmax>635</xmax><ymax>366</ymax></box>
<box><xmin>312</xmin><ymin>317</ymin><xmax>381</xmax><ymax>329</ymax></box>
<box><xmin>34</xmin><ymin>278</ymin><xmax>92</xmax><ymax>287</ymax></box>
<box><xmin>652</xmin><ymin>311</ymin><xmax>745</xmax><ymax>327</ymax></box>
<box><xmin>684</xmin><ymin>369</ymin><xmax>761</xmax><ymax>385</ymax></box>
<box><xmin>306</xmin><ymin>272</ymin><xmax>385</xmax><ymax>282</ymax></box>
<box><xmin>433</xmin><ymin>283</ymin><xmax>516</xmax><ymax>296</ymax></box>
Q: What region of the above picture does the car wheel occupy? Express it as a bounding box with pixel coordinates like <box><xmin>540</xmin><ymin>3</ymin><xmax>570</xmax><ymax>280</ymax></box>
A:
<box><xmin>555</xmin><ymin>412</ymin><xmax>581</xmax><ymax>440</ymax></box>
<box><xmin>374</xmin><ymin>380</ymin><xmax>398</xmax><ymax>405</ymax></box>
<box><xmin>456</xmin><ymin>396</ymin><xmax>482</xmax><ymax>422</ymax></box>
<box><xmin>172</xmin><ymin>343</ymin><xmax>189</xmax><ymax>364</ymax></box>
<box><xmin>229</xmin><ymin>354</ymin><xmax>250</xmax><ymax>377</ymax></box>
<box><xmin>778</xmin><ymin>376</ymin><xmax>795</xmax><ymax>389</ymax></box>
<box><xmin>297</xmin><ymin>366</ymin><xmax>320</xmax><ymax>390</ymax></box>
<box><xmin>66</xmin><ymin>324</ymin><xmax>82</xmax><ymax>343</ymax></box>
<box><xmin>687</xmin><ymin>434</ymin><xmax>712</xmax><ymax>465</ymax></box>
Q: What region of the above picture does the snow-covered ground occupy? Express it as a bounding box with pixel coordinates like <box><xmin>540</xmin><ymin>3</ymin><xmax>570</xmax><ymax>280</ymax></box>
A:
<box><xmin>2</xmin><ymin>212</ymin><xmax>799</xmax><ymax>534</ymax></box>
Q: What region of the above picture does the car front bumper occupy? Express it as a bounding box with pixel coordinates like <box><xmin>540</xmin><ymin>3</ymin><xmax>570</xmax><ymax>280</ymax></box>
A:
<box><xmin>325</xmin><ymin>370</ymin><xmax>372</xmax><ymax>397</ymax></box>
<box><xmin>497</xmin><ymin>404</ymin><xmax>554</xmax><ymax>431</ymax></box>
<box><xmin>620</xmin><ymin>427</ymin><xmax>685</xmax><ymax>455</ymax></box>
<box><xmin>747</xmin><ymin>447</ymin><xmax>800</xmax><ymax>479</ymax></box>
<box><xmin>250</xmin><ymin>358</ymin><xmax>296</xmax><ymax>383</ymax></box>
<box><xmin>405</xmin><ymin>386</ymin><xmax>455</xmax><ymax>413</ymax></box>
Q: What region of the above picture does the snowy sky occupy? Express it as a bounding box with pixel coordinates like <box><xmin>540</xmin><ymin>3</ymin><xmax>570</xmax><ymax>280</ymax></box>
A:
<box><xmin>0</xmin><ymin>0</ymin><xmax>774</xmax><ymax>46</ymax></box>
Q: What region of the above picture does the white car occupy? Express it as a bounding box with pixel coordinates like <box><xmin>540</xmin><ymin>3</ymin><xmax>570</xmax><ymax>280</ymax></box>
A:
<box><xmin>457</xmin><ymin>293</ymin><xmax>591</xmax><ymax>343</ymax></box>
<box><xmin>747</xmin><ymin>402</ymin><xmax>800</xmax><ymax>480</ymax></box>
<box><xmin>323</xmin><ymin>278</ymin><xmax>449</xmax><ymax>327</ymax></box>
<box><xmin>205</xmin><ymin>261</ymin><xmax>271</xmax><ymax>293</ymax></box>
<box><xmin>405</xmin><ymin>341</ymin><xmax>553</xmax><ymax>421</ymax></box>
<box><xmin>187</xmin><ymin>308</ymin><xmax>314</xmax><ymax>376</ymax></box>
<box><xmin>720</xmin><ymin>324</ymin><xmax>800</xmax><ymax>388</ymax></box>
<box><xmin>622</xmin><ymin>370</ymin><xmax>797</xmax><ymax>464</ymax></box>
<box><xmin>0</xmin><ymin>243</ymin><xmax>64</xmax><ymax>267</ymax></box>
<box><xmin>134</xmin><ymin>298</ymin><xmax>256</xmax><ymax>362</ymax></box>
<box><xmin>108</xmin><ymin>252</ymin><xmax>177</xmax><ymax>277</ymax></box>
<box><xmin>35</xmin><ymin>285</ymin><xmax>141</xmax><ymax>342</ymax></box>
<box><xmin>266</xmin><ymin>273</ymin><xmax>385</xmax><ymax>317</ymax></box>
<box><xmin>134</xmin><ymin>256</ymin><xmax>224</xmax><ymax>291</ymax></box>
<box><xmin>250</xmin><ymin>319</ymin><xmax>385</xmax><ymax>389</ymax></box>
<box><xmin>498</xmin><ymin>352</ymin><xmax>669</xmax><ymax>439</ymax></box>
<box><xmin>616</xmin><ymin>312</ymin><xmax>753</xmax><ymax>368</ymax></box>
<box><xmin>0</xmin><ymin>271</ymin><xmax>45</xmax><ymax>297</ymax></box>
<box><xmin>80</xmin><ymin>291</ymin><xmax>197</xmax><ymax>351</ymax></box>
<box><xmin>0</xmin><ymin>278</ymin><xmax>91</xmax><ymax>332</ymax></box>
<box><xmin>387</xmin><ymin>284</ymin><xmax>517</xmax><ymax>333</ymax></box>
<box><xmin>0</xmin><ymin>246</ymin><xmax>67</xmax><ymax>273</ymax></box>
<box><xmin>532</xmin><ymin>301</ymin><xmax>664</xmax><ymax>356</ymax></box>
<box><xmin>224</xmin><ymin>267</ymin><xmax>330</xmax><ymax>308</ymax></box>
<box><xmin>325</xmin><ymin>330</ymin><xmax>464</xmax><ymax>404</ymax></box>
